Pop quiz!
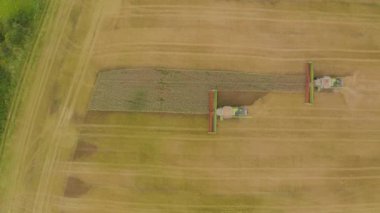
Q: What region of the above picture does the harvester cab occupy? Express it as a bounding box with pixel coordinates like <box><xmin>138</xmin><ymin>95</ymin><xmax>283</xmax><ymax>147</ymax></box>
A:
<box><xmin>314</xmin><ymin>76</ymin><xmax>343</xmax><ymax>91</ymax></box>
<box><xmin>216</xmin><ymin>106</ymin><xmax>248</xmax><ymax>121</ymax></box>
<box><xmin>305</xmin><ymin>62</ymin><xmax>344</xmax><ymax>104</ymax></box>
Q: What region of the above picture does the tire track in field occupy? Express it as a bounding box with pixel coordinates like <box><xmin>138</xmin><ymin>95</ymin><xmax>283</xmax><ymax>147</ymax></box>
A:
<box><xmin>253</xmin><ymin>109</ymin><xmax>380</xmax><ymax>120</ymax></box>
<box><xmin>53</xmin><ymin>197</ymin><xmax>380</xmax><ymax>210</ymax></box>
<box><xmin>58</xmin><ymin>162</ymin><xmax>380</xmax><ymax>181</ymax></box>
<box><xmin>95</xmin><ymin>42</ymin><xmax>380</xmax><ymax>54</ymax></box>
<box><xmin>10</xmin><ymin>0</ymin><xmax>75</xmax><ymax>209</ymax></box>
<box><xmin>56</xmin><ymin>205</ymin><xmax>380</xmax><ymax>213</ymax></box>
<box><xmin>58</xmin><ymin>165</ymin><xmax>380</xmax><ymax>180</ymax></box>
<box><xmin>0</xmin><ymin>0</ymin><xmax>55</xmax><ymax>202</ymax></box>
<box><xmin>31</xmin><ymin>1</ymin><xmax>106</xmax><ymax>212</ymax></box>
<box><xmin>113</xmin><ymin>9</ymin><xmax>380</xmax><ymax>26</ymax></box>
<box><xmin>75</xmin><ymin>127</ymin><xmax>380</xmax><ymax>141</ymax></box>
<box><xmin>77</xmin><ymin>124</ymin><xmax>205</xmax><ymax>132</ymax></box>
<box><xmin>116</xmin><ymin>4</ymin><xmax>380</xmax><ymax>24</ymax></box>
<box><xmin>94</xmin><ymin>50</ymin><xmax>380</xmax><ymax>63</ymax></box>
<box><xmin>5</xmin><ymin>0</ymin><xmax>73</xmax><ymax>211</ymax></box>
<box><xmin>0</xmin><ymin>0</ymin><xmax>53</xmax><ymax>156</ymax></box>
<box><xmin>25</xmin><ymin>1</ymin><xmax>89</xmax><ymax>211</ymax></box>
<box><xmin>226</xmin><ymin>127</ymin><xmax>380</xmax><ymax>134</ymax></box>
<box><xmin>83</xmin><ymin>105</ymin><xmax>380</xmax><ymax>121</ymax></box>
<box><xmin>255</xmin><ymin>115</ymin><xmax>380</xmax><ymax>122</ymax></box>
<box><xmin>119</xmin><ymin>4</ymin><xmax>380</xmax><ymax>20</ymax></box>
<box><xmin>53</xmin><ymin>175</ymin><xmax>380</xmax><ymax>211</ymax></box>
<box><xmin>13</xmin><ymin>0</ymin><xmax>75</xmax><ymax>186</ymax></box>
<box><xmin>68</xmin><ymin>136</ymin><xmax>379</xmax><ymax>157</ymax></box>
<box><xmin>67</xmin><ymin>136</ymin><xmax>380</xmax><ymax>158</ymax></box>
<box><xmin>55</xmin><ymin>183</ymin><xmax>375</xmax><ymax>213</ymax></box>
<box><xmin>95</xmin><ymin>4</ymin><xmax>380</xmax><ymax>64</ymax></box>
<box><xmin>74</xmin><ymin>133</ymin><xmax>380</xmax><ymax>143</ymax></box>
<box><xmin>92</xmin><ymin>43</ymin><xmax>380</xmax><ymax>63</ymax></box>
<box><xmin>77</xmin><ymin>113</ymin><xmax>380</xmax><ymax>129</ymax></box>
<box><xmin>266</xmin><ymin>106</ymin><xmax>380</xmax><ymax>112</ymax></box>
<box><xmin>62</xmin><ymin>161</ymin><xmax>380</xmax><ymax>172</ymax></box>
<box><xmin>77</xmin><ymin>126</ymin><xmax>380</xmax><ymax>134</ymax></box>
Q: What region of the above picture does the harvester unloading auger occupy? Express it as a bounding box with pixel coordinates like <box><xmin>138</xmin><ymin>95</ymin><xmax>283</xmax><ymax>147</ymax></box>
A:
<box><xmin>209</xmin><ymin>62</ymin><xmax>344</xmax><ymax>133</ymax></box>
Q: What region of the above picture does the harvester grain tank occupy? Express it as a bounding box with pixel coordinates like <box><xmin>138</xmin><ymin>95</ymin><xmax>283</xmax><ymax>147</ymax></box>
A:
<box><xmin>216</xmin><ymin>106</ymin><xmax>248</xmax><ymax>120</ymax></box>
<box><xmin>314</xmin><ymin>76</ymin><xmax>343</xmax><ymax>91</ymax></box>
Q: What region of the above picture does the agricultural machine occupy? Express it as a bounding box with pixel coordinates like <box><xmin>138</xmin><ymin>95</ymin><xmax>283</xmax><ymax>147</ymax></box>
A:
<box><xmin>208</xmin><ymin>62</ymin><xmax>343</xmax><ymax>133</ymax></box>
<box><xmin>208</xmin><ymin>89</ymin><xmax>248</xmax><ymax>133</ymax></box>
<box><xmin>305</xmin><ymin>62</ymin><xmax>344</xmax><ymax>104</ymax></box>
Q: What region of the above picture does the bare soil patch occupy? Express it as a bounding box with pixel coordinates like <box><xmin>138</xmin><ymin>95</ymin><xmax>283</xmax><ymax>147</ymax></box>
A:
<box><xmin>218</xmin><ymin>91</ymin><xmax>267</xmax><ymax>106</ymax></box>
<box><xmin>89</xmin><ymin>68</ymin><xmax>303</xmax><ymax>114</ymax></box>
<box><xmin>73</xmin><ymin>140</ymin><xmax>98</xmax><ymax>160</ymax></box>
<box><xmin>64</xmin><ymin>176</ymin><xmax>91</xmax><ymax>198</ymax></box>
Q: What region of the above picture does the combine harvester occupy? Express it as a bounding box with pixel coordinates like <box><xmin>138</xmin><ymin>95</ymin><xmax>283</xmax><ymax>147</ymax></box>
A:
<box><xmin>305</xmin><ymin>62</ymin><xmax>344</xmax><ymax>104</ymax></box>
<box><xmin>208</xmin><ymin>89</ymin><xmax>248</xmax><ymax>133</ymax></box>
<box><xmin>209</xmin><ymin>62</ymin><xmax>343</xmax><ymax>133</ymax></box>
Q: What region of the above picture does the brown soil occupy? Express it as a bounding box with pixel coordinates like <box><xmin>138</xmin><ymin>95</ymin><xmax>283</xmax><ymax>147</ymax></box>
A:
<box><xmin>89</xmin><ymin>69</ymin><xmax>303</xmax><ymax>114</ymax></box>
<box><xmin>73</xmin><ymin>140</ymin><xmax>98</xmax><ymax>160</ymax></box>
<box><xmin>64</xmin><ymin>176</ymin><xmax>91</xmax><ymax>198</ymax></box>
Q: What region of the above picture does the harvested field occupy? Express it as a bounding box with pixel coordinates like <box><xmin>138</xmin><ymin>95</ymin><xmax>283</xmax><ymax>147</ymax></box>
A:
<box><xmin>2</xmin><ymin>0</ymin><xmax>380</xmax><ymax>213</ymax></box>
<box><xmin>89</xmin><ymin>69</ymin><xmax>304</xmax><ymax>113</ymax></box>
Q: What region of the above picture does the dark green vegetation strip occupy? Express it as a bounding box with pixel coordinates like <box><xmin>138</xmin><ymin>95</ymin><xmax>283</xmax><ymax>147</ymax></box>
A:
<box><xmin>0</xmin><ymin>0</ymin><xmax>45</xmax><ymax>147</ymax></box>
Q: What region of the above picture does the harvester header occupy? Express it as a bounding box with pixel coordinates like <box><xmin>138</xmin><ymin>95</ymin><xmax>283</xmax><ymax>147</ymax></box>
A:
<box><xmin>305</xmin><ymin>62</ymin><xmax>315</xmax><ymax>104</ymax></box>
<box><xmin>208</xmin><ymin>90</ymin><xmax>218</xmax><ymax>133</ymax></box>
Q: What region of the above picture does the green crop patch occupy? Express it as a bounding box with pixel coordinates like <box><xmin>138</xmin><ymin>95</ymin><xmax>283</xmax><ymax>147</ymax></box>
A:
<box><xmin>0</xmin><ymin>0</ymin><xmax>37</xmax><ymax>20</ymax></box>
<box><xmin>0</xmin><ymin>0</ymin><xmax>45</xmax><ymax>154</ymax></box>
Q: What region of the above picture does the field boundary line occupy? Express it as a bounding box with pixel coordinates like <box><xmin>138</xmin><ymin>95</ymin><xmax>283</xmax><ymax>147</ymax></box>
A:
<box><xmin>3</xmin><ymin>0</ymin><xmax>71</xmax><ymax>211</ymax></box>
<box><xmin>57</xmin><ymin>168</ymin><xmax>380</xmax><ymax>180</ymax></box>
<box><xmin>112</xmin><ymin>13</ymin><xmax>380</xmax><ymax>26</ymax></box>
<box><xmin>53</xmin><ymin>197</ymin><xmax>380</xmax><ymax>209</ymax></box>
<box><xmin>119</xmin><ymin>4</ymin><xmax>380</xmax><ymax>19</ymax></box>
<box><xmin>95</xmin><ymin>51</ymin><xmax>380</xmax><ymax>62</ymax></box>
<box><xmin>77</xmin><ymin>127</ymin><xmax>380</xmax><ymax>133</ymax></box>
<box><xmin>75</xmin><ymin>133</ymin><xmax>380</xmax><ymax>143</ymax></box>
<box><xmin>31</xmin><ymin>1</ymin><xmax>106</xmax><ymax>211</ymax></box>
<box><xmin>0</xmin><ymin>0</ymin><xmax>53</xmax><ymax>158</ymax></box>
<box><xmin>62</xmin><ymin>161</ymin><xmax>380</xmax><ymax>172</ymax></box>
<box><xmin>265</xmin><ymin>107</ymin><xmax>380</xmax><ymax>112</ymax></box>
<box><xmin>95</xmin><ymin>42</ymin><xmax>380</xmax><ymax>54</ymax></box>
<box><xmin>78</xmin><ymin>124</ymin><xmax>205</xmax><ymax>131</ymax></box>
<box><xmin>22</xmin><ymin>0</ymin><xmax>76</xmax><ymax>211</ymax></box>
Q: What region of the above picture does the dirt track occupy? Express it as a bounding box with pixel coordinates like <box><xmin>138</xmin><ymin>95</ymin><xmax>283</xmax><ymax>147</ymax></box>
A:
<box><xmin>2</xmin><ymin>0</ymin><xmax>380</xmax><ymax>212</ymax></box>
